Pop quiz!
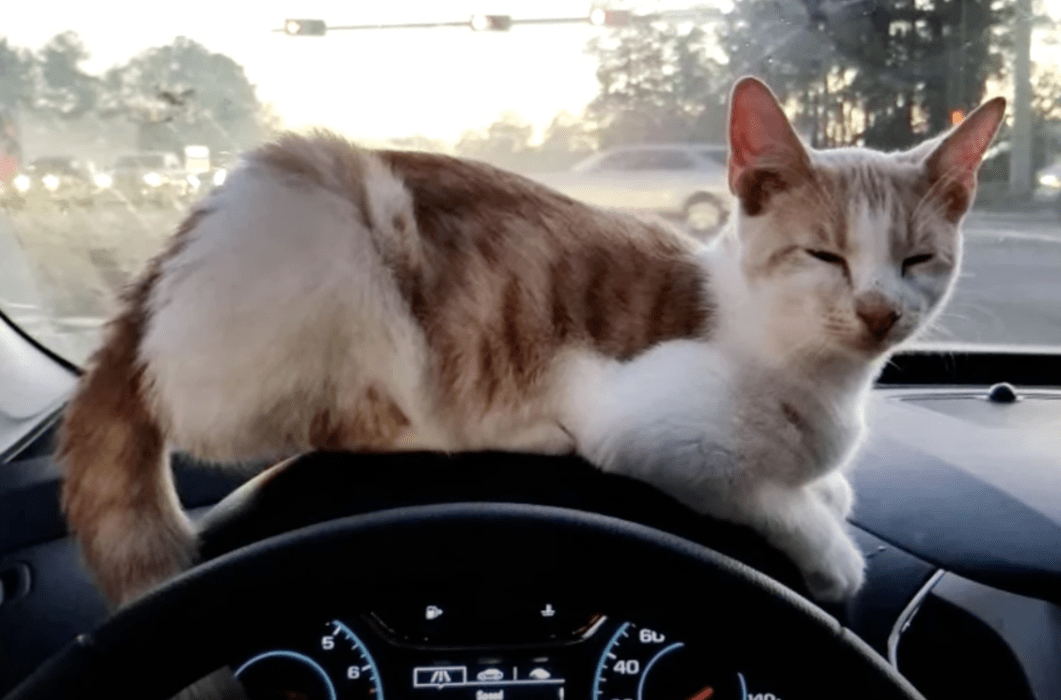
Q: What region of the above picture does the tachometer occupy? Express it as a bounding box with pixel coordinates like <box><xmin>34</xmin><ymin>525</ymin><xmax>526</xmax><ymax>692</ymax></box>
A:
<box><xmin>235</xmin><ymin>619</ymin><xmax>383</xmax><ymax>700</ymax></box>
<box><xmin>593</xmin><ymin>621</ymin><xmax>741</xmax><ymax>700</ymax></box>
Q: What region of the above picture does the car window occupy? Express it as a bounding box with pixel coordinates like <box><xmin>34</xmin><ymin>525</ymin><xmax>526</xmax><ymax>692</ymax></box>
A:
<box><xmin>641</xmin><ymin>150</ymin><xmax>696</xmax><ymax>170</ymax></box>
<box><xmin>591</xmin><ymin>151</ymin><xmax>645</xmax><ymax>171</ymax></box>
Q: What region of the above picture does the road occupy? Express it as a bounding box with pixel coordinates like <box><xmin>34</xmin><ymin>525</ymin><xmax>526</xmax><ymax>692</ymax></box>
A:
<box><xmin>933</xmin><ymin>212</ymin><xmax>1061</xmax><ymax>347</ymax></box>
<box><xmin>1</xmin><ymin>207</ymin><xmax>1059</xmax><ymax>364</ymax></box>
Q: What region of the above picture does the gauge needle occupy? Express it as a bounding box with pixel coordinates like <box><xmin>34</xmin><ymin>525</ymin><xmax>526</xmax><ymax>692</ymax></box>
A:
<box><xmin>686</xmin><ymin>685</ymin><xmax>714</xmax><ymax>700</ymax></box>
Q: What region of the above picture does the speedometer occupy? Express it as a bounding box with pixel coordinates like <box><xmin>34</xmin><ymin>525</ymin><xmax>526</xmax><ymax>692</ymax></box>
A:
<box><xmin>235</xmin><ymin>619</ymin><xmax>383</xmax><ymax>700</ymax></box>
<box><xmin>593</xmin><ymin>621</ymin><xmax>744</xmax><ymax>700</ymax></box>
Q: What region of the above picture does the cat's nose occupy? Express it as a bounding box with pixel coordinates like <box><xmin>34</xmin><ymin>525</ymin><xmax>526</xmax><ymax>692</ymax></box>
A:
<box><xmin>855</xmin><ymin>294</ymin><xmax>901</xmax><ymax>340</ymax></box>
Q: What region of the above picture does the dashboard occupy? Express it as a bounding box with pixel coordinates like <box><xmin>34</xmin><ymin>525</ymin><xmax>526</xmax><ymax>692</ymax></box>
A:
<box><xmin>1</xmin><ymin>305</ymin><xmax>1060</xmax><ymax>700</ymax></box>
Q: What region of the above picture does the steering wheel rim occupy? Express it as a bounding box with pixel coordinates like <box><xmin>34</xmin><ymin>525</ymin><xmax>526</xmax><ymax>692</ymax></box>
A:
<box><xmin>3</xmin><ymin>503</ymin><xmax>924</xmax><ymax>700</ymax></box>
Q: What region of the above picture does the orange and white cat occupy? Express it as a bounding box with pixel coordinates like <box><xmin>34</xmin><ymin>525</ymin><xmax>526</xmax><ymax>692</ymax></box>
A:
<box><xmin>59</xmin><ymin>77</ymin><xmax>1005</xmax><ymax>607</ymax></box>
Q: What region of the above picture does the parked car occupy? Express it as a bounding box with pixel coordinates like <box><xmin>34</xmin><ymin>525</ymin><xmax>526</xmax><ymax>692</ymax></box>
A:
<box><xmin>204</xmin><ymin>150</ymin><xmax>239</xmax><ymax>192</ymax></box>
<box><xmin>534</xmin><ymin>144</ymin><xmax>731</xmax><ymax>238</ymax></box>
<box><xmin>2</xmin><ymin>156</ymin><xmax>108</xmax><ymax>210</ymax></box>
<box><xmin>106</xmin><ymin>151</ymin><xmax>201</xmax><ymax>207</ymax></box>
<box><xmin>1035</xmin><ymin>160</ymin><xmax>1061</xmax><ymax>217</ymax></box>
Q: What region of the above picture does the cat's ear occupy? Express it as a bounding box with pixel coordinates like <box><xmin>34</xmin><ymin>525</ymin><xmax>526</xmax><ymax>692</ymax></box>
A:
<box><xmin>923</xmin><ymin>96</ymin><xmax>1006</xmax><ymax>220</ymax></box>
<box><xmin>727</xmin><ymin>76</ymin><xmax>811</xmax><ymax>215</ymax></box>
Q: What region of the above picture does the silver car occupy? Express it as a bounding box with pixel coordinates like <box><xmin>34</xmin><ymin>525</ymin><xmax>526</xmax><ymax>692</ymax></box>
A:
<box><xmin>1035</xmin><ymin>160</ymin><xmax>1061</xmax><ymax>217</ymax></box>
<box><xmin>536</xmin><ymin>144</ymin><xmax>731</xmax><ymax>238</ymax></box>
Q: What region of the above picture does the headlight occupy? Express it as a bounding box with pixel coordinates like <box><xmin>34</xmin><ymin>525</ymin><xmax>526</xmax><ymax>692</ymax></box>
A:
<box><xmin>1038</xmin><ymin>173</ymin><xmax>1061</xmax><ymax>189</ymax></box>
<box><xmin>93</xmin><ymin>173</ymin><xmax>113</xmax><ymax>188</ymax></box>
<box><xmin>212</xmin><ymin>168</ymin><xmax>227</xmax><ymax>187</ymax></box>
<box><xmin>13</xmin><ymin>174</ymin><xmax>31</xmax><ymax>193</ymax></box>
<box><xmin>143</xmin><ymin>172</ymin><xmax>164</xmax><ymax>187</ymax></box>
<box><xmin>42</xmin><ymin>174</ymin><xmax>61</xmax><ymax>191</ymax></box>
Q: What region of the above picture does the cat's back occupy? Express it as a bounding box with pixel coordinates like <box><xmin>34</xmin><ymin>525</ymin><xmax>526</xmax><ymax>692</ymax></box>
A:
<box><xmin>374</xmin><ymin>145</ymin><xmax>717</xmax><ymax>421</ymax></box>
<box><xmin>137</xmin><ymin>131</ymin><xmax>715</xmax><ymax>454</ymax></box>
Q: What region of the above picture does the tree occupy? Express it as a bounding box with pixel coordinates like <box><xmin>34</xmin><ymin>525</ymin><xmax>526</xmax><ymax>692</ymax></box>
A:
<box><xmin>538</xmin><ymin>110</ymin><xmax>596</xmax><ymax>167</ymax></box>
<box><xmin>720</xmin><ymin>0</ymin><xmax>1011</xmax><ymax>149</ymax></box>
<box><xmin>0</xmin><ymin>37</ymin><xmax>33</xmax><ymax>109</ymax></box>
<box><xmin>28</xmin><ymin>31</ymin><xmax>99</xmax><ymax>119</ymax></box>
<box><xmin>99</xmin><ymin>36</ymin><xmax>265</xmax><ymax>154</ymax></box>
<box><xmin>257</xmin><ymin>101</ymin><xmax>285</xmax><ymax>140</ymax></box>
<box><xmin>0</xmin><ymin>38</ymin><xmax>28</xmax><ymax>179</ymax></box>
<box><xmin>585</xmin><ymin>21</ymin><xmax>729</xmax><ymax>147</ymax></box>
<box><xmin>384</xmin><ymin>134</ymin><xmax>450</xmax><ymax>153</ymax></box>
<box><xmin>1031</xmin><ymin>63</ymin><xmax>1061</xmax><ymax>169</ymax></box>
<box><xmin>455</xmin><ymin>111</ymin><xmax>534</xmax><ymax>168</ymax></box>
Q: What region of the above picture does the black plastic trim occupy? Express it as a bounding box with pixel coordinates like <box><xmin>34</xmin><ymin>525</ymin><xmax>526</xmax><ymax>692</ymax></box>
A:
<box><xmin>0</xmin><ymin>307</ymin><xmax>81</xmax><ymax>378</ymax></box>
<box><xmin>878</xmin><ymin>349</ymin><xmax>1061</xmax><ymax>387</ymax></box>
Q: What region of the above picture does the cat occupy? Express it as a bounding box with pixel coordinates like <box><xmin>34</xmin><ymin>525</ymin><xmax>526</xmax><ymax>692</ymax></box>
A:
<box><xmin>58</xmin><ymin>77</ymin><xmax>1005</xmax><ymax>608</ymax></box>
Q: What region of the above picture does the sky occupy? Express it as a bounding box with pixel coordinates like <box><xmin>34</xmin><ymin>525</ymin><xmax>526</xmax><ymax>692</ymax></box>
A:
<box><xmin>6</xmin><ymin>0</ymin><xmax>1061</xmax><ymax>144</ymax></box>
<box><xmin>7</xmin><ymin>0</ymin><xmax>610</xmax><ymax>143</ymax></box>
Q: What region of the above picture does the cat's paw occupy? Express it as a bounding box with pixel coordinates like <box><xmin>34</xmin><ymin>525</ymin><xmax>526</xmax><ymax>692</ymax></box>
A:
<box><xmin>811</xmin><ymin>471</ymin><xmax>855</xmax><ymax>520</ymax></box>
<box><xmin>802</xmin><ymin>530</ymin><xmax>866</xmax><ymax>603</ymax></box>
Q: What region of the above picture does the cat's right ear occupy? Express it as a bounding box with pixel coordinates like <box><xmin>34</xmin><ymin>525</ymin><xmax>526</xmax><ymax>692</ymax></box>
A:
<box><xmin>728</xmin><ymin>77</ymin><xmax>811</xmax><ymax>215</ymax></box>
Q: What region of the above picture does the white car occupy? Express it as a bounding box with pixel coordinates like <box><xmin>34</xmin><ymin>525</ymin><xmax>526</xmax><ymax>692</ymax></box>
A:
<box><xmin>534</xmin><ymin>144</ymin><xmax>732</xmax><ymax>238</ymax></box>
<box><xmin>1035</xmin><ymin>160</ymin><xmax>1061</xmax><ymax>215</ymax></box>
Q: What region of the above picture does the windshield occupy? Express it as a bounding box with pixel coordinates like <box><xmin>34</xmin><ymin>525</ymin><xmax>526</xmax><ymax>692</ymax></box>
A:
<box><xmin>1</xmin><ymin>1</ymin><xmax>1059</xmax><ymax>364</ymax></box>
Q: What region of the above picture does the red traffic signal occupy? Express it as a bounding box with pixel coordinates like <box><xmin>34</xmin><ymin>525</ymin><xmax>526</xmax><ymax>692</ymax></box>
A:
<box><xmin>284</xmin><ymin>19</ymin><xmax>327</xmax><ymax>36</ymax></box>
<box><xmin>588</xmin><ymin>8</ymin><xmax>632</xmax><ymax>26</ymax></box>
<box><xmin>469</xmin><ymin>14</ymin><xmax>512</xmax><ymax>31</ymax></box>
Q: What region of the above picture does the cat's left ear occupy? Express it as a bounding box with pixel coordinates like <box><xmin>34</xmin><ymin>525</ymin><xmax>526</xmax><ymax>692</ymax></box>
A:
<box><xmin>728</xmin><ymin>76</ymin><xmax>811</xmax><ymax>215</ymax></box>
<box><xmin>923</xmin><ymin>96</ymin><xmax>1007</xmax><ymax>220</ymax></box>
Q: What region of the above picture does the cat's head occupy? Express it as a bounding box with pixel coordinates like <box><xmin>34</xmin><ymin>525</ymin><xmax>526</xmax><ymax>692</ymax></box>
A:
<box><xmin>725</xmin><ymin>77</ymin><xmax>1005</xmax><ymax>361</ymax></box>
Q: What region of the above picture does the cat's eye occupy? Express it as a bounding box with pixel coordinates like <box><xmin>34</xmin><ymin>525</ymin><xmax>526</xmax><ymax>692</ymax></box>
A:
<box><xmin>806</xmin><ymin>249</ymin><xmax>846</xmax><ymax>267</ymax></box>
<box><xmin>902</xmin><ymin>253</ymin><xmax>934</xmax><ymax>275</ymax></box>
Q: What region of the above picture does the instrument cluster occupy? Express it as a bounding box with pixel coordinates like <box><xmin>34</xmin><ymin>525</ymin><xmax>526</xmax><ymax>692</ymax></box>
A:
<box><xmin>232</xmin><ymin>597</ymin><xmax>791</xmax><ymax>700</ymax></box>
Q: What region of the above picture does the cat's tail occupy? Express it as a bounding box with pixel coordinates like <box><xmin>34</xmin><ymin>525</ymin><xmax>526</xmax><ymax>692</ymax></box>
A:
<box><xmin>58</xmin><ymin>260</ymin><xmax>194</xmax><ymax>608</ymax></box>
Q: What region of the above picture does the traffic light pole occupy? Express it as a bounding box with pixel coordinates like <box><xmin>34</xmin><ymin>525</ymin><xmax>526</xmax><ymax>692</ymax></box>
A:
<box><xmin>1009</xmin><ymin>0</ymin><xmax>1033</xmax><ymax>198</ymax></box>
<box><xmin>275</xmin><ymin>8</ymin><xmax>721</xmax><ymax>36</ymax></box>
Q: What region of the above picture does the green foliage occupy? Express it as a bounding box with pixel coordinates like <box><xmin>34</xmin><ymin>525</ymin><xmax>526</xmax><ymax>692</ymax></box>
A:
<box><xmin>31</xmin><ymin>31</ymin><xmax>99</xmax><ymax>119</ymax></box>
<box><xmin>0</xmin><ymin>38</ymin><xmax>33</xmax><ymax>109</ymax></box>
<box><xmin>456</xmin><ymin>111</ymin><xmax>534</xmax><ymax>161</ymax></box>
<box><xmin>587</xmin><ymin>0</ymin><xmax>1016</xmax><ymax>151</ymax></box>
<box><xmin>586</xmin><ymin>22</ymin><xmax>728</xmax><ymax>147</ymax></box>
<box><xmin>98</xmin><ymin>36</ymin><xmax>263</xmax><ymax>154</ymax></box>
<box><xmin>1</xmin><ymin>32</ymin><xmax>267</xmax><ymax>158</ymax></box>
<box><xmin>722</xmin><ymin>0</ymin><xmax>1011</xmax><ymax>148</ymax></box>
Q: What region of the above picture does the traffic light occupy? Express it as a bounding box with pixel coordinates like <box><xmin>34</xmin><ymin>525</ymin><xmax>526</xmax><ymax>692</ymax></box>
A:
<box><xmin>284</xmin><ymin>19</ymin><xmax>327</xmax><ymax>36</ymax></box>
<box><xmin>588</xmin><ymin>7</ymin><xmax>633</xmax><ymax>27</ymax></box>
<box><xmin>469</xmin><ymin>14</ymin><xmax>512</xmax><ymax>31</ymax></box>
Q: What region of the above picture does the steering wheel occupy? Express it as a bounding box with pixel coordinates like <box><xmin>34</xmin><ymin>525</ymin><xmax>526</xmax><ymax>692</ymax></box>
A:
<box><xmin>4</xmin><ymin>454</ymin><xmax>925</xmax><ymax>700</ymax></box>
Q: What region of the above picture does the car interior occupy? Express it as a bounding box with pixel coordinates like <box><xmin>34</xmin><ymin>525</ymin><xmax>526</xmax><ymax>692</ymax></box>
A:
<box><xmin>2</xmin><ymin>2</ymin><xmax>1061</xmax><ymax>700</ymax></box>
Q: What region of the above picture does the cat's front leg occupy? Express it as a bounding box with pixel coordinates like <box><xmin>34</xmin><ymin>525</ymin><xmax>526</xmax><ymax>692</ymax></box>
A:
<box><xmin>729</xmin><ymin>481</ymin><xmax>865</xmax><ymax>602</ymax></box>
<box><xmin>809</xmin><ymin>470</ymin><xmax>855</xmax><ymax>521</ymax></box>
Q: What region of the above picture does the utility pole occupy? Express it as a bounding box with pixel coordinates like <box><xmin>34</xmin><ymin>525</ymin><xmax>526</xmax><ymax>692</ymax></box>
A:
<box><xmin>1010</xmin><ymin>0</ymin><xmax>1033</xmax><ymax>197</ymax></box>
